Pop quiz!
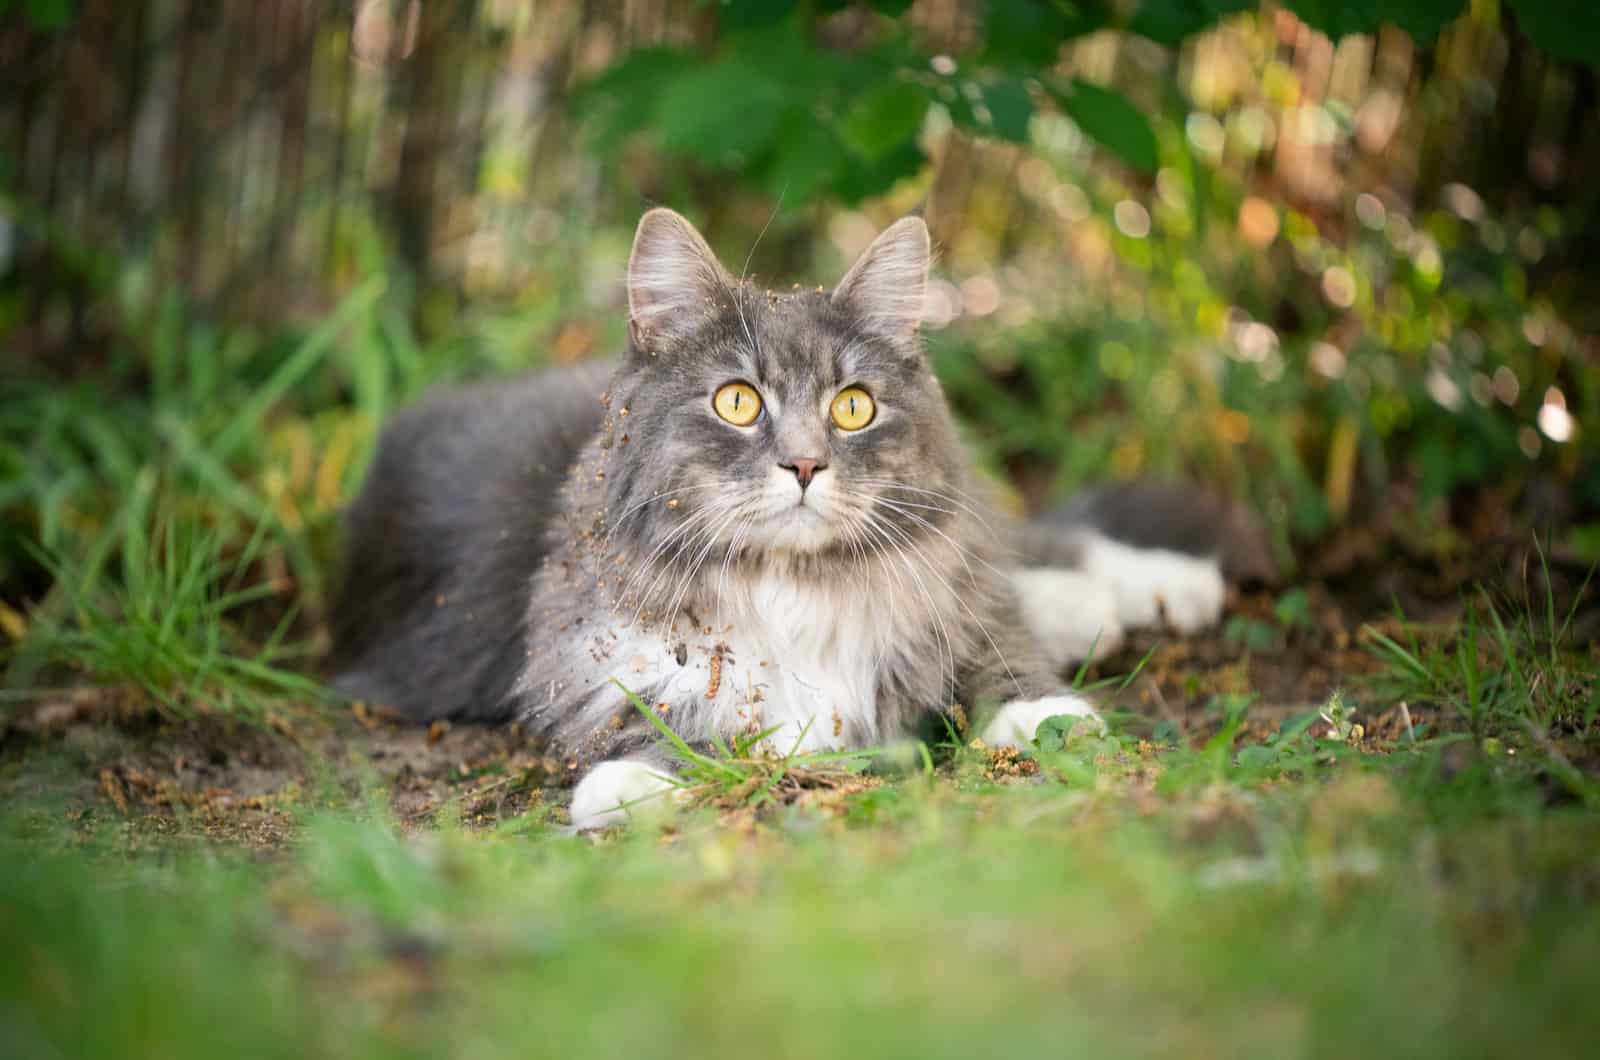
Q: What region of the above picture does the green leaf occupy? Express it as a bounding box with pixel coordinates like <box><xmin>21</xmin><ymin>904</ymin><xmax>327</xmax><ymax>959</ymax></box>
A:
<box><xmin>1048</xmin><ymin>78</ymin><xmax>1160</xmax><ymax>172</ymax></box>
<box><xmin>1034</xmin><ymin>712</ymin><xmax>1100</xmax><ymax>751</ymax></box>
<box><xmin>1277</xmin><ymin>1</ymin><xmax>1383</xmax><ymax>39</ymax></box>
<box><xmin>1568</xmin><ymin>522</ymin><xmax>1600</xmax><ymax>565</ymax></box>
<box><xmin>1273</xmin><ymin>588</ymin><xmax>1314</xmax><ymax>630</ymax></box>
<box><xmin>830</xmin><ymin>138</ymin><xmax>926</xmax><ymax>204</ymax></box>
<box><xmin>1509</xmin><ymin>1</ymin><xmax>1600</xmax><ymax>67</ymax></box>
<box><xmin>21</xmin><ymin>0</ymin><xmax>73</xmax><ymax>30</ymax></box>
<box><xmin>948</xmin><ymin>75</ymin><xmax>1035</xmax><ymax>144</ymax></box>
<box><xmin>762</xmin><ymin>114</ymin><xmax>846</xmax><ymax>203</ymax></box>
<box><xmin>1235</xmin><ymin>744</ymin><xmax>1279</xmax><ymax>770</ymax></box>
<box><xmin>1384</xmin><ymin>0</ymin><xmax>1468</xmax><ymax>42</ymax></box>
<box><xmin>1222</xmin><ymin>615</ymin><xmax>1278</xmax><ymax>651</ymax></box>
<box><xmin>1127</xmin><ymin>1</ymin><xmax>1255</xmax><ymax>47</ymax></box>
<box><xmin>982</xmin><ymin>0</ymin><xmax>1106</xmax><ymax>65</ymax></box>
<box><xmin>573</xmin><ymin>48</ymin><xmax>696</xmax><ymax>151</ymax></box>
<box><xmin>839</xmin><ymin>80</ymin><xmax>929</xmax><ymax>162</ymax></box>
<box><xmin>714</xmin><ymin>0</ymin><xmax>799</xmax><ymax>32</ymax></box>
<box><xmin>1279</xmin><ymin>0</ymin><xmax>1464</xmax><ymax>43</ymax></box>
<box><xmin>654</xmin><ymin>62</ymin><xmax>786</xmax><ymax>163</ymax></box>
<box><xmin>1275</xmin><ymin>710</ymin><xmax>1324</xmax><ymax>747</ymax></box>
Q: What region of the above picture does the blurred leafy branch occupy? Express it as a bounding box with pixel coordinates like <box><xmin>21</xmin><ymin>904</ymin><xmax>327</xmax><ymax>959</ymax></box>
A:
<box><xmin>0</xmin><ymin>0</ymin><xmax>72</xmax><ymax>32</ymax></box>
<box><xmin>3</xmin><ymin>0</ymin><xmax>1596</xmax><ymax>719</ymax></box>
<box><xmin>574</xmin><ymin>0</ymin><xmax>1597</xmax><ymax>205</ymax></box>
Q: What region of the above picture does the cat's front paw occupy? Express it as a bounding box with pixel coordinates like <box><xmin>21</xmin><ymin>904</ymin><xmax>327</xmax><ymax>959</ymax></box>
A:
<box><xmin>1082</xmin><ymin>536</ymin><xmax>1225</xmax><ymax>634</ymax></box>
<box><xmin>980</xmin><ymin>694</ymin><xmax>1103</xmax><ymax>749</ymax></box>
<box><xmin>568</xmin><ymin>758</ymin><xmax>679</xmax><ymax>831</ymax></box>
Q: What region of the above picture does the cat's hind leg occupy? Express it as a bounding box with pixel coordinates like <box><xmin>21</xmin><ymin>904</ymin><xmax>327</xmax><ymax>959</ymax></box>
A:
<box><xmin>1009</xmin><ymin>537</ymin><xmax>1225</xmax><ymax>670</ymax></box>
<box><xmin>1008</xmin><ymin>568</ymin><xmax>1125</xmax><ymax>669</ymax></box>
<box><xmin>1077</xmin><ymin>534</ymin><xmax>1225</xmax><ymax>635</ymax></box>
<box><xmin>1013</xmin><ymin>518</ymin><xmax>1226</xmax><ymax>641</ymax></box>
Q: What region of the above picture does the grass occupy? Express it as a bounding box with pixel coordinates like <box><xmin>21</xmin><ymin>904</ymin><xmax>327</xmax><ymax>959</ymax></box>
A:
<box><xmin>615</xmin><ymin>681</ymin><xmax>889</xmax><ymax>816</ymax></box>
<box><xmin>1</xmin><ymin>279</ymin><xmax>396</xmax><ymax>715</ymax></box>
<box><xmin>1</xmin><ymin>219</ymin><xmax>1597</xmax><ymax>1059</ymax></box>
<box><xmin>1362</xmin><ymin>555</ymin><xmax>1598</xmax><ymax>738</ymax></box>
<box><xmin>4</xmin><ymin>567</ymin><xmax>1596</xmax><ymax>1058</ymax></box>
<box><xmin>15</xmin><ymin>470</ymin><xmax>326</xmax><ymax>720</ymax></box>
<box><xmin>4</xmin><ymin>718</ymin><xmax>1599</xmax><ymax>1060</ymax></box>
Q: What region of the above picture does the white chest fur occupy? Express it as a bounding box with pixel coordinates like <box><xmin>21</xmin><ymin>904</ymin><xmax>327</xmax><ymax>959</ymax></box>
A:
<box><xmin>570</xmin><ymin>571</ymin><xmax>921</xmax><ymax>753</ymax></box>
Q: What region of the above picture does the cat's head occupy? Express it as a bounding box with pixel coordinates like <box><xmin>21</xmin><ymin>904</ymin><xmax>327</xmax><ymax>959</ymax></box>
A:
<box><xmin>601</xmin><ymin>208</ymin><xmax>971</xmax><ymax>580</ymax></box>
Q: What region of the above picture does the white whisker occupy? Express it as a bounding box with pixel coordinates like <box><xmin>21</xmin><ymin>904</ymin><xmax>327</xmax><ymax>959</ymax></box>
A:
<box><xmin>663</xmin><ymin>503</ymin><xmax>749</xmax><ymax>634</ymax></box>
<box><xmin>619</xmin><ymin>499</ymin><xmax>738</xmax><ymax>622</ymax></box>
<box><xmin>855</xmin><ymin>515</ymin><xmax>957</xmax><ymax>700</ymax></box>
<box><xmin>603</xmin><ymin>482</ymin><xmax>727</xmax><ymax>550</ymax></box>
<box><xmin>869</xmin><ymin>511</ymin><xmax>1022</xmax><ymax>700</ymax></box>
<box><xmin>855</xmin><ymin>478</ymin><xmax>998</xmax><ymax>534</ymax></box>
<box><xmin>842</xmin><ymin>488</ymin><xmax>1005</xmax><ymax>585</ymax></box>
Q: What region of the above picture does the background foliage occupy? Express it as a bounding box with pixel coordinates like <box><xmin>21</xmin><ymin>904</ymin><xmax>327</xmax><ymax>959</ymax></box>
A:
<box><xmin>0</xmin><ymin>0</ymin><xmax>1596</xmax><ymax>698</ymax></box>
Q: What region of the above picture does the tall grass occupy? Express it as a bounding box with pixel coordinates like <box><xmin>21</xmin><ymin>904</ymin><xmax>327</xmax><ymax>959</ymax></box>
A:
<box><xmin>3</xmin><ymin>279</ymin><xmax>387</xmax><ymax>716</ymax></box>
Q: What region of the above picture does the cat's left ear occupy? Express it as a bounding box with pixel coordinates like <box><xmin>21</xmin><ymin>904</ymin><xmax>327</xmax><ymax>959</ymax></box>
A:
<box><xmin>832</xmin><ymin>216</ymin><xmax>930</xmax><ymax>346</ymax></box>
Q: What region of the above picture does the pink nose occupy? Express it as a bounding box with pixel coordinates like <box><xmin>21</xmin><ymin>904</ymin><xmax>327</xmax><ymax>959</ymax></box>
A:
<box><xmin>782</xmin><ymin>458</ymin><xmax>824</xmax><ymax>488</ymax></box>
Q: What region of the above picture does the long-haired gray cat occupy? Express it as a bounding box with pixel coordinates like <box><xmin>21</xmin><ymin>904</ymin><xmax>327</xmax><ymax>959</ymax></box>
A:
<box><xmin>331</xmin><ymin>210</ymin><xmax>1239</xmax><ymax>828</ymax></box>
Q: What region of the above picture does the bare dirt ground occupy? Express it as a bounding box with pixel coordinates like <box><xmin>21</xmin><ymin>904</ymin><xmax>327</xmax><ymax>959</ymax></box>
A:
<box><xmin>3</xmin><ymin>534</ymin><xmax>1594</xmax><ymax>852</ymax></box>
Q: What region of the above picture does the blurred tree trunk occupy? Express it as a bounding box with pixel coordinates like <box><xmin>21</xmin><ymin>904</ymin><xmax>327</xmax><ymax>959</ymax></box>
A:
<box><xmin>266</xmin><ymin>0</ymin><xmax>312</xmax><ymax>275</ymax></box>
<box><xmin>167</xmin><ymin>0</ymin><xmax>208</xmax><ymax>290</ymax></box>
<box><xmin>1486</xmin><ymin>8</ymin><xmax>1542</xmax><ymax>208</ymax></box>
<box><xmin>389</xmin><ymin>0</ymin><xmax>472</xmax><ymax>331</ymax></box>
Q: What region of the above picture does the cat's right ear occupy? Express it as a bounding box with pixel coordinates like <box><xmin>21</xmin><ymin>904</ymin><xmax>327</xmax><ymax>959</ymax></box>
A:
<box><xmin>627</xmin><ymin>208</ymin><xmax>732</xmax><ymax>354</ymax></box>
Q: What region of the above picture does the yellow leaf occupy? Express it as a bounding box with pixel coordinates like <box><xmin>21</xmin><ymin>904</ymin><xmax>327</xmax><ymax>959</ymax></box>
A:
<box><xmin>0</xmin><ymin>600</ymin><xmax>27</xmax><ymax>642</ymax></box>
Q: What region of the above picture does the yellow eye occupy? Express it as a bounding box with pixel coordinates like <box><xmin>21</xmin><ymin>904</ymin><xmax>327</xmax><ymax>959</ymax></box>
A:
<box><xmin>830</xmin><ymin>386</ymin><xmax>875</xmax><ymax>431</ymax></box>
<box><xmin>713</xmin><ymin>382</ymin><xmax>763</xmax><ymax>426</ymax></box>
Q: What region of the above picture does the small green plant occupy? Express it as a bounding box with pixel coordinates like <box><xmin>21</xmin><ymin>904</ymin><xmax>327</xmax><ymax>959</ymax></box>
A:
<box><xmin>614</xmin><ymin>681</ymin><xmax>880</xmax><ymax>814</ymax></box>
<box><xmin>1272</xmin><ymin>588</ymin><xmax>1314</xmax><ymax>632</ymax></box>
<box><xmin>1361</xmin><ymin>557</ymin><xmax>1597</xmax><ymax>803</ymax></box>
<box><xmin>1221</xmin><ymin>615</ymin><xmax>1277</xmax><ymax>651</ymax></box>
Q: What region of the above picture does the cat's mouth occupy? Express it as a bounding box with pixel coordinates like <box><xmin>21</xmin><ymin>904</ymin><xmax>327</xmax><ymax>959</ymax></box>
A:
<box><xmin>758</xmin><ymin>501</ymin><xmax>835</xmax><ymax>551</ymax></box>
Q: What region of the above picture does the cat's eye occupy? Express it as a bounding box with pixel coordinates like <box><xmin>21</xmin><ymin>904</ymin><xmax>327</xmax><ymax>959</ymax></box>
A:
<box><xmin>830</xmin><ymin>386</ymin><xmax>876</xmax><ymax>431</ymax></box>
<box><xmin>713</xmin><ymin>381</ymin><xmax>763</xmax><ymax>426</ymax></box>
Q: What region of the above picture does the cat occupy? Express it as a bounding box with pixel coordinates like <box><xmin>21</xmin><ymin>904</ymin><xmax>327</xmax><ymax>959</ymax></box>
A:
<box><xmin>330</xmin><ymin>209</ymin><xmax>1237</xmax><ymax>829</ymax></box>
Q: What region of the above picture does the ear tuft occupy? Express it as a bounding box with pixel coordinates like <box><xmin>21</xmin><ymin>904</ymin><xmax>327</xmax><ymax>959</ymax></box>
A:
<box><xmin>831</xmin><ymin>216</ymin><xmax>930</xmax><ymax>342</ymax></box>
<box><xmin>627</xmin><ymin>209</ymin><xmax>732</xmax><ymax>351</ymax></box>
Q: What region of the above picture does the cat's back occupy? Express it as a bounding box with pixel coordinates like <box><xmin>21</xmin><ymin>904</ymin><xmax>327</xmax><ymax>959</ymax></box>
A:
<box><xmin>374</xmin><ymin>361</ymin><xmax>609</xmax><ymax>486</ymax></box>
<box><xmin>329</xmin><ymin>360</ymin><xmax>612</xmax><ymax>721</ymax></box>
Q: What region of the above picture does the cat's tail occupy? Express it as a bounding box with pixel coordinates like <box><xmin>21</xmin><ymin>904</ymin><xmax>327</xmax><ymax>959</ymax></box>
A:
<box><xmin>1015</xmin><ymin>479</ymin><xmax>1278</xmax><ymax>585</ymax></box>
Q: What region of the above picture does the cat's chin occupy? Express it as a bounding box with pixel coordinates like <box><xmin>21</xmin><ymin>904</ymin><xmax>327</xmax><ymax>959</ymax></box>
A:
<box><xmin>756</xmin><ymin>507</ymin><xmax>838</xmax><ymax>553</ymax></box>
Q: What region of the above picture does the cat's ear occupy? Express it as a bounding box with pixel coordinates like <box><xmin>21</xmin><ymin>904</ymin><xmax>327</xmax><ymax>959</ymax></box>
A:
<box><xmin>832</xmin><ymin>216</ymin><xmax>930</xmax><ymax>345</ymax></box>
<box><xmin>627</xmin><ymin>208</ymin><xmax>732</xmax><ymax>352</ymax></box>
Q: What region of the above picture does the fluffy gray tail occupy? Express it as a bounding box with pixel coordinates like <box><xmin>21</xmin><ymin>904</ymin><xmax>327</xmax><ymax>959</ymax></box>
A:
<box><xmin>1018</xmin><ymin>479</ymin><xmax>1278</xmax><ymax>584</ymax></box>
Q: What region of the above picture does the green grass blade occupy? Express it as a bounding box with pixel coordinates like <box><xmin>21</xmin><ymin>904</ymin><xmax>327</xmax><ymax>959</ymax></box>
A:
<box><xmin>211</xmin><ymin>276</ymin><xmax>385</xmax><ymax>462</ymax></box>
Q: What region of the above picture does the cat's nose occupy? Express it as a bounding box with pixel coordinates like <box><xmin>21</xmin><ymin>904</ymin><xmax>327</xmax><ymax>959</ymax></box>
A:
<box><xmin>781</xmin><ymin>457</ymin><xmax>826</xmax><ymax>489</ymax></box>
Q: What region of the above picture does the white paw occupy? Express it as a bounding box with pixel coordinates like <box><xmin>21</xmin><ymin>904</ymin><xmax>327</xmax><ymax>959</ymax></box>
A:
<box><xmin>1010</xmin><ymin>568</ymin><xmax>1125</xmax><ymax>668</ymax></box>
<box><xmin>1081</xmin><ymin>535</ymin><xmax>1225</xmax><ymax>634</ymax></box>
<box><xmin>568</xmin><ymin>758</ymin><xmax>678</xmax><ymax>831</ymax></box>
<box><xmin>980</xmin><ymin>694</ymin><xmax>1103</xmax><ymax>748</ymax></box>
